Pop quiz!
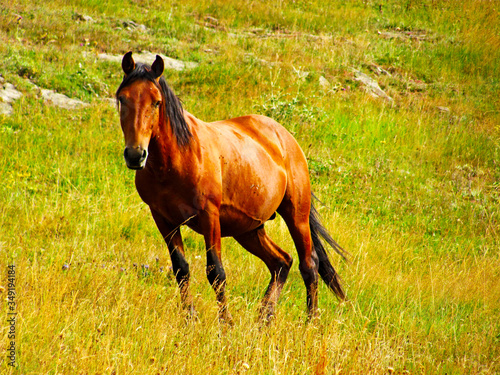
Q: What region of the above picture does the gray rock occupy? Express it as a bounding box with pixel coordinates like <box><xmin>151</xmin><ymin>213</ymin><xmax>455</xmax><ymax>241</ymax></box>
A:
<box><xmin>41</xmin><ymin>89</ymin><xmax>89</xmax><ymax>110</ymax></box>
<box><xmin>73</xmin><ymin>13</ymin><xmax>95</xmax><ymax>22</ymax></box>
<box><xmin>82</xmin><ymin>15</ymin><xmax>95</xmax><ymax>22</ymax></box>
<box><xmin>123</xmin><ymin>20</ymin><xmax>147</xmax><ymax>32</ymax></box>
<box><xmin>436</xmin><ymin>106</ymin><xmax>450</xmax><ymax>113</ymax></box>
<box><xmin>369</xmin><ymin>63</ymin><xmax>392</xmax><ymax>77</ymax></box>
<box><xmin>319</xmin><ymin>76</ymin><xmax>342</xmax><ymax>92</ymax></box>
<box><xmin>0</xmin><ymin>82</ymin><xmax>23</xmax><ymax>116</ymax></box>
<box><xmin>319</xmin><ymin>76</ymin><xmax>331</xmax><ymax>89</ymax></box>
<box><xmin>0</xmin><ymin>82</ymin><xmax>23</xmax><ymax>103</ymax></box>
<box><xmin>0</xmin><ymin>79</ymin><xmax>91</xmax><ymax>114</ymax></box>
<box><xmin>354</xmin><ymin>70</ymin><xmax>393</xmax><ymax>102</ymax></box>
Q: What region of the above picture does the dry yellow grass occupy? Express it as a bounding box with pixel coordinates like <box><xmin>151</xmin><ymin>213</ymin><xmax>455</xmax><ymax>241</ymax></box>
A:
<box><xmin>1</xmin><ymin>0</ymin><xmax>499</xmax><ymax>373</ymax></box>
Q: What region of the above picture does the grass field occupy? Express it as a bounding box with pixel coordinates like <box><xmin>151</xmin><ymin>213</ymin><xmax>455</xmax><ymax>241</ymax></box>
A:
<box><xmin>1</xmin><ymin>0</ymin><xmax>499</xmax><ymax>373</ymax></box>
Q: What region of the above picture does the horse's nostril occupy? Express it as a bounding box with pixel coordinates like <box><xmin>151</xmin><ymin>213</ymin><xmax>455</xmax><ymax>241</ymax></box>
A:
<box><xmin>124</xmin><ymin>148</ymin><xmax>129</xmax><ymax>159</ymax></box>
<box><xmin>142</xmin><ymin>149</ymin><xmax>147</xmax><ymax>159</ymax></box>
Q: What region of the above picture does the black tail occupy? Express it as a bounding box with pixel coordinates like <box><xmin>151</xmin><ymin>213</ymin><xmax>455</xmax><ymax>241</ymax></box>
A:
<box><xmin>309</xmin><ymin>194</ymin><xmax>347</xmax><ymax>300</ymax></box>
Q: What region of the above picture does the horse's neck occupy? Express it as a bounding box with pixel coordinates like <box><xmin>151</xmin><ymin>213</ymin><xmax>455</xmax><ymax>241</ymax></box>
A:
<box><xmin>147</xmin><ymin>112</ymin><xmax>201</xmax><ymax>176</ymax></box>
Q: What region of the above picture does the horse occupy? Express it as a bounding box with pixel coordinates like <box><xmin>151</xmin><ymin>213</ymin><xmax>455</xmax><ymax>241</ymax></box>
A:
<box><xmin>115</xmin><ymin>51</ymin><xmax>346</xmax><ymax>322</ymax></box>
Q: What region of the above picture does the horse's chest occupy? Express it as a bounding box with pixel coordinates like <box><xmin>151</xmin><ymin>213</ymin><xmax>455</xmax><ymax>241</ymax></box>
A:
<box><xmin>135</xmin><ymin>176</ymin><xmax>199</xmax><ymax>226</ymax></box>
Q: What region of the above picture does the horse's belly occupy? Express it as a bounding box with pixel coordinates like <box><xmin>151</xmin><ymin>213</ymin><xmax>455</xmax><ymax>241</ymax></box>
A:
<box><xmin>219</xmin><ymin>164</ymin><xmax>286</xmax><ymax>236</ymax></box>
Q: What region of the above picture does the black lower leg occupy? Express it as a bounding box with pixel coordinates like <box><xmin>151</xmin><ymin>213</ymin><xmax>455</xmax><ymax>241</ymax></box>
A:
<box><xmin>171</xmin><ymin>248</ymin><xmax>190</xmax><ymax>284</ymax></box>
<box><xmin>206</xmin><ymin>249</ymin><xmax>232</xmax><ymax>322</ymax></box>
<box><xmin>206</xmin><ymin>250</ymin><xmax>226</xmax><ymax>292</ymax></box>
<box><xmin>300</xmin><ymin>263</ymin><xmax>319</xmax><ymax>318</ymax></box>
<box><xmin>170</xmin><ymin>248</ymin><xmax>193</xmax><ymax>312</ymax></box>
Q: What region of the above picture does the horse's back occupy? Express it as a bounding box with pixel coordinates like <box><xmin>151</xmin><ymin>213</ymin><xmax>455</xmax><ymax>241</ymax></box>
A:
<box><xmin>212</xmin><ymin>114</ymin><xmax>285</xmax><ymax>158</ymax></box>
<box><xmin>212</xmin><ymin>114</ymin><xmax>307</xmax><ymax>165</ymax></box>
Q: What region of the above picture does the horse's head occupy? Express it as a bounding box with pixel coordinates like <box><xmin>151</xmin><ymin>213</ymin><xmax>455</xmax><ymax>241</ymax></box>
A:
<box><xmin>116</xmin><ymin>52</ymin><xmax>165</xmax><ymax>170</ymax></box>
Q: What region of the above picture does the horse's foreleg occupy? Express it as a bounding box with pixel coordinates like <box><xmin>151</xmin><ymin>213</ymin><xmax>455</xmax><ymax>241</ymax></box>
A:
<box><xmin>169</xmin><ymin>236</ymin><xmax>195</xmax><ymax>317</ymax></box>
<box><xmin>151</xmin><ymin>210</ymin><xmax>195</xmax><ymax>317</ymax></box>
<box><xmin>200</xmin><ymin>210</ymin><xmax>232</xmax><ymax>324</ymax></box>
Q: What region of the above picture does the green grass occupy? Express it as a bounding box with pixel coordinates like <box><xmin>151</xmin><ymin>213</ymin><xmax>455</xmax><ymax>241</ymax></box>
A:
<box><xmin>1</xmin><ymin>0</ymin><xmax>499</xmax><ymax>373</ymax></box>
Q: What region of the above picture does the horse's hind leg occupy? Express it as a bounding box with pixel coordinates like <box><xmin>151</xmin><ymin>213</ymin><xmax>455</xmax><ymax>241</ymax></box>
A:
<box><xmin>278</xmin><ymin>196</ymin><xmax>320</xmax><ymax>319</ymax></box>
<box><xmin>234</xmin><ymin>227</ymin><xmax>293</xmax><ymax>322</ymax></box>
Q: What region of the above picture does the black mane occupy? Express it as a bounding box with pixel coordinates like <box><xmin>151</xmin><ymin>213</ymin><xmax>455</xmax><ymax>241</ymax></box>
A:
<box><xmin>116</xmin><ymin>63</ymin><xmax>192</xmax><ymax>147</ymax></box>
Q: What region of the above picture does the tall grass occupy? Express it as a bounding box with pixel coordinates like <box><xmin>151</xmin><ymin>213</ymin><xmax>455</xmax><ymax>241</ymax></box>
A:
<box><xmin>1</xmin><ymin>0</ymin><xmax>499</xmax><ymax>373</ymax></box>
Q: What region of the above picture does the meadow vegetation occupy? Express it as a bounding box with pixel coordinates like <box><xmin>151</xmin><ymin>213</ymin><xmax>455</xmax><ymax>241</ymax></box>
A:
<box><xmin>0</xmin><ymin>0</ymin><xmax>499</xmax><ymax>373</ymax></box>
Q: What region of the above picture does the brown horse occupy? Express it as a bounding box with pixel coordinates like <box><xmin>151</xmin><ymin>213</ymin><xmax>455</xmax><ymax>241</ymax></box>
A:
<box><xmin>116</xmin><ymin>52</ymin><xmax>346</xmax><ymax>322</ymax></box>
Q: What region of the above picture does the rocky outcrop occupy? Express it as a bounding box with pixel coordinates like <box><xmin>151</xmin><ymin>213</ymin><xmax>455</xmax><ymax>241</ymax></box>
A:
<box><xmin>0</xmin><ymin>77</ymin><xmax>23</xmax><ymax>116</ymax></box>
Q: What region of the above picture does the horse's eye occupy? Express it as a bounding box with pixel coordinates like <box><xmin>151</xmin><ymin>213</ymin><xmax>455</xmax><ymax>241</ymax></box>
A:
<box><xmin>154</xmin><ymin>100</ymin><xmax>161</xmax><ymax>108</ymax></box>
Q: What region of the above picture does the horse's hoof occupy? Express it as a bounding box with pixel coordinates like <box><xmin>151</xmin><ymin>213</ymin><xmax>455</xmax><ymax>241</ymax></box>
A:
<box><xmin>219</xmin><ymin>311</ymin><xmax>234</xmax><ymax>326</ymax></box>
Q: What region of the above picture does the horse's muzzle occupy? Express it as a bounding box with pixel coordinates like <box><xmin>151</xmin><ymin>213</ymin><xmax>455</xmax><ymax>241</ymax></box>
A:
<box><xmin>124</xmin><ymin>146</ymin><xmax>148</xmax><ymax>170</ymax></box>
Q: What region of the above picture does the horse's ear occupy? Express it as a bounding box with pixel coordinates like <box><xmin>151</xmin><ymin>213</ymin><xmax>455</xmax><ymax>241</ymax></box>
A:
<box><xmin>151</xmin><ymin>55</ymin><xmax>164</xmax><ymax>79</ymax></box>
<box><xmin>122</xmin><ymin>51</ymin><xmax>135</xmax><ymax>75</ymax></box>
